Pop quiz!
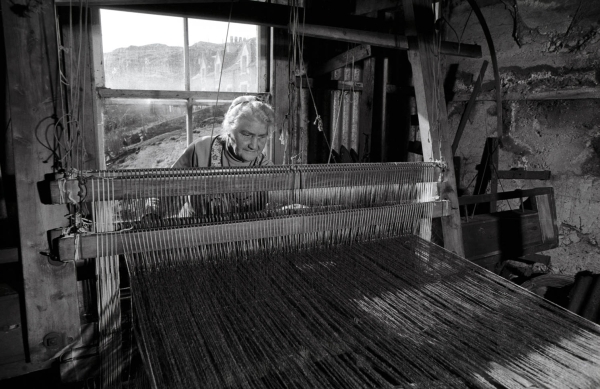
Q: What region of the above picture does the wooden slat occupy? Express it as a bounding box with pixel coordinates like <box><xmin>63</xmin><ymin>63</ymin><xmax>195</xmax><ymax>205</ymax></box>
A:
<box><xmin>312</xmin><ymin>45</ymin><xmax>372</xmax><ymax>76</ymax></box>
<box><xmin>57</xmin><ymin>201</ymin><xmax>450</xmax><ymax>261</ymax></box>
<box><xmin>458</xmin><ymin>187</ymin><xmax>554</xmax><ymax>206</ymax></box>
<box><xmin>2</xmin><ymin>0</ymin><xmax>79</xmax><ymax>362</ymax></box>
<box><xmin>496</xmin><ymin>170</ymin><xmax>552</xmax><ymax>180</ymax></box>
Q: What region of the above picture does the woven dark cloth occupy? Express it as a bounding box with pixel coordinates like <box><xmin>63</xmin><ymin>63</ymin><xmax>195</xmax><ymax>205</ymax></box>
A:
<box><xmin>127</xmin><ymin>236</ymin><xmax>600</xmax><ymax>389</ymax></box>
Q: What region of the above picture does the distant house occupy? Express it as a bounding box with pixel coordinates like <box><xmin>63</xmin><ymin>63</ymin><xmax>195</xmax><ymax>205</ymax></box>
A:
<box><xmin>192</xmin><ymin>53</ymin><xmax>212</xmax><ymax>89</ymax></box>
<box><xmin>191</xmin><ymin>36</ymin><xmax>257</xmax><ymax>93</ymax></box>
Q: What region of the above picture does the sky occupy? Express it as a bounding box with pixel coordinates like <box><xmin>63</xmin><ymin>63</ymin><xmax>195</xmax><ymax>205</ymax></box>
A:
<box><xmin>100</xmin><ymin>9</ymin><xmax>258</xmax><ymax>53</ymax></box>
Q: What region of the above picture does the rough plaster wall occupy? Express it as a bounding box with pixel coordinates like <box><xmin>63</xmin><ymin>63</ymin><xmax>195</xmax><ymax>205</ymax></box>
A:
<box><xmin>446</xmin><ymin>0</ymin><xmax>600</xmax><ymax>274</ymax></box>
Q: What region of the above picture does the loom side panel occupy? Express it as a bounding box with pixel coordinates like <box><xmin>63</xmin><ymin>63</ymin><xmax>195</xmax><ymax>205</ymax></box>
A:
<box><xmin>462</xmin><ymin>210</ymin><xmax>550</xmax><ymax>263</ymax></box>
<box><xmin>1</xmin><ymin>0</ymin><xmax>80</xmax><ymax>362</ymax></box>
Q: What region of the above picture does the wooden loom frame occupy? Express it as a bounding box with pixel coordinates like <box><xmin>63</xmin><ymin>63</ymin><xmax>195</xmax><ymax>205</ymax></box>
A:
<box><xmin>1</xmin><ymin>0</ymin><xmax>469</xmax><ymax>380</ymax></box>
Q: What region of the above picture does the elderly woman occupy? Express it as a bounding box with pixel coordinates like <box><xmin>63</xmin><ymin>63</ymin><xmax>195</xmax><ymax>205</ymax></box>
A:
<box><xmin>173</xmin><ymin>95</ymin><xmax>274</xmax><ymax>168</ymax></box>
<box><xmin>143</xmin><ymin>96</ymin><xmax>275</xmax><ymax>221</ymax></box>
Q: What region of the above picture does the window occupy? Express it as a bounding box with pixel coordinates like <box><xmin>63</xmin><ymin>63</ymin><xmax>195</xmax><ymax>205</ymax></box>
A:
<box><xmin>96</xmin><ymin>9</ymin><xmax>267</xmax><ymax>169</ymax></box>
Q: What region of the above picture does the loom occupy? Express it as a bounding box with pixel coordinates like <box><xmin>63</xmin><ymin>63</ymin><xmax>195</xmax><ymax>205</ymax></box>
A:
<box><xmin>49</xmin><ymin>163</ymin><xmax>600</xmax><ymax>388</ymax></box>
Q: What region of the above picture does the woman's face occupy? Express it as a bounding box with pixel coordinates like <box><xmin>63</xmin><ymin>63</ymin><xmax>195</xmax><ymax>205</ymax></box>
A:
<box><xmin>230</xmin><ymin>119</ymin><xmax>269</xmax><ymax>162</ymax></box>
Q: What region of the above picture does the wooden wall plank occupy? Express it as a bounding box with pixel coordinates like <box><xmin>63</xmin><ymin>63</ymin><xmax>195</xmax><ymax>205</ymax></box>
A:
<box><xmin>1</xmin><ymin>0</ymin><xmax>80</xmax><ymax>362</ymax></box>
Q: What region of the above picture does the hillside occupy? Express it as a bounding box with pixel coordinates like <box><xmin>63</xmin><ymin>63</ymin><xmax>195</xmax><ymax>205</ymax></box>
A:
<box><xmin>104</xmin><ymin>41</ymin><xmax>230</xmax><ymax>90</ymax></box>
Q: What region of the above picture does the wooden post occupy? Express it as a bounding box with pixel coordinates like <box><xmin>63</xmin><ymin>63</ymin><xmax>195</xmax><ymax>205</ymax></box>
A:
<box><xmin>358</xmin><ymin>57</ymin><xmax>375</xmax><ymax>162</ymax></box>
<box><xmin>380</xmin><ymin>57</ymin><xmax>389</xmax><ymax>162</ymax></box>
<box><xmin>183</xmin><ymin>18</ymin><xmax>193</xmax><ymax>146</ymax></box>
<box><xmin>403</xmin><ymin>0</ymin><xmax>465</xmax><ymax>256</ymax></box>
<box><xmin>269</xmin><ymin>27</ymin><xmax>289</xmax><ymax>165</ymax></box>
<box><xmin>2</xmin><ymin>0</ymin><xmax>80</xmax><ymax>362</ymax></box>
<box><xmin>90</xmin><ymin>8</ymin><xmax>107</xmax><ymax>169</ymax></box>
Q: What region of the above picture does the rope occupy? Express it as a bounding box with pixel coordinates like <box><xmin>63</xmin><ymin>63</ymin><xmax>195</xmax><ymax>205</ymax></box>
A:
<box><xmin>210</xmin><ymin>0</ymin><xmax>235</xmax><ymax>141</ymax></box>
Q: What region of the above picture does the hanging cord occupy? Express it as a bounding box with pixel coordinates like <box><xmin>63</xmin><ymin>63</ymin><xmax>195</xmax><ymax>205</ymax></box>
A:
<box><xmin>50</xmin><ymin>0</ymin><xmax>90</xmax><ymax>173</ymax></box>
<box><xmin>327</xmin><ymin>47</ymin><xmax>353</xmax><ymax>164</ymax></box>
<box><xmin>288</xmin><ymin>1</ymin><xmax>331</xmax><ymax>162</ymax></box>
<box><xmin>210</xmin><ymin>0</ymin><xmax>234</xmax><ymax>140</ymax></box>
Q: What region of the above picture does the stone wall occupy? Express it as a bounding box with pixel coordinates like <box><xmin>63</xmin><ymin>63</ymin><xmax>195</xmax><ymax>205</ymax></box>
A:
<box><xmin>446</xmin><ymin>0</ymin><xmax>600</xmax><ymax>274</ymax></box>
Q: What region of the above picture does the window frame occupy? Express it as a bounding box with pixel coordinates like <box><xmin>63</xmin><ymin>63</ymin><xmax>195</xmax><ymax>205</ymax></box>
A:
<box><xmin>90</xmin><ymin>7</ymin><xmax>270</xmax><ymax>169</ymax></box>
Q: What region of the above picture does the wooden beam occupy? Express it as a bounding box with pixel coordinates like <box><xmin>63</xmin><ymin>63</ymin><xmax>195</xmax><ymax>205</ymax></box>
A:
<box><xmin>56</xmin><ymin>0</ymin><xmax>302</xmax><ymax>5</ymax></box>
<box><xmin>299</xmin><ymin>78</ymin><xmax>364</xmax><ymax>91</ymax></box>
<box><xmin>2</xmin><ymin>0</ymin><xmax>79</xmax><ymax>362</ymax></box>
<box><xmin>55</xmin><ymin>0</ymin><xmax>242</xmax><ymax>4</ymax></box>
<box><xmin>452</xmin><ymin>87</ymin><xmax>600</xmax><ymax>102</ymax></box>
<box><xmin>355</xmin><ymin>0</ymin><xmax>401</xmax><ymax>15</ymax></box>
<box><xmin>90</xmin><ymin>8</ymin><xmax>107</xmax><ymax>169</ymax></box>
<box><xmin>452</xmin><ymin>60</ymin><xmax>488</xmax><ymax>155</ymax></box>
<box><xmin>312</xmin><ymin>45</ymin><xmax>372</xmax><ymax>77</ymax></box>
<box><xmin>294</xmin><ymin>24</ymin><xmax>481</xmax><ymax>58</ymax></box>
<box><xmin>294</xmin><ymin>24</ymin><xmax>409</xmax><ymax>50</ymax></box>
<box><xmin>472</xmin><ymin>137</ymin><xmax>499</xmax><ymax>212</ymax></box>
<box><xmin>404</xmin><ymin>0</ymin><xmax>464</xmax><ymax>256</ymax></box>
<box><xmin>183</xmin><ymin>18</ymin><xmax>193</xmax><ymax>146</ymax></box>
<box><xmin>496</xmin><ymin>170</ymin><xmax>552</xmax><ymax>180</ymax></box>
<box><xmin>458</xmin><ymin>187</ymin><xmax>554</xmax><ymax>206</ymax></box>
<box><xmin>90</xmin><ymin>2</ymin><xmax>481</xmax><ymax>58</ymax></box>
<box><xmin>92</xmin><ymin>2</ymin><xmax>385</xmax><ymax>32</ymax></box>
<box><xmin>56</xmin><ymin>201</ymin><xmax>451</xmax><ymax>261</ymax></box>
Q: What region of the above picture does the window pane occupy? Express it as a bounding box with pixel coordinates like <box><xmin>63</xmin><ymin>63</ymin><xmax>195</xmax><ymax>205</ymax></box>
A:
<box><xmin>101</xmin><ymin>10</ymin><xmax>185</xmax><ymax>90</ymax></box>
<box><xmin>103</xmin><ymin>99</ymin><xmax>230</xmax><ymax>169</ymax></box>
<box><xmin>188</xmin><ymin>19</ymin><xmax>258</xmax><ymax>92</ymax></box>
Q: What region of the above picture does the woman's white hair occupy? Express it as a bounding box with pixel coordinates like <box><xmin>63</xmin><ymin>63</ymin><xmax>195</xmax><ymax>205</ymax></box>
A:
<box><xmin>221</xmin><ymin>95</ymin><xmax>275</xmax><ymax>136</ymax></box>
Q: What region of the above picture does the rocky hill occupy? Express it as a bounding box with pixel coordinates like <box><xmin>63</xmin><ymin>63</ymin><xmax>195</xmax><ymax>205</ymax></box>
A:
<box><xmin>104</xmin><ymin>41</ymin><xmax>225</xmax><ymax>90</ymax></box>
